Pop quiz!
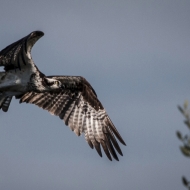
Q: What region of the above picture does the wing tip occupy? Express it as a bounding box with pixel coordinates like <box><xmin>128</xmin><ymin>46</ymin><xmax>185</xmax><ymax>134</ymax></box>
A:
<box><xmin>122</xmin><ymin>141</ymin><xmax>127</xmax><ymax>146</ymax></box>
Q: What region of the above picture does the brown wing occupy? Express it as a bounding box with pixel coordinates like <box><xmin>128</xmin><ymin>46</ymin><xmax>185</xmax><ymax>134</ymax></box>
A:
<box><xmin>19</xmin><ymin>76</ymin><xmax>126</xmax><ymax>161</ymax></box>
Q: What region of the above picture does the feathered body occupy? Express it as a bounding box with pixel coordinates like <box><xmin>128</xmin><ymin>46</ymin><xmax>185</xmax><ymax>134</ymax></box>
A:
<box><xmin>0</xmin><ymin>31</ymin><xmax>126</xmax><ymax>161</ymax></box>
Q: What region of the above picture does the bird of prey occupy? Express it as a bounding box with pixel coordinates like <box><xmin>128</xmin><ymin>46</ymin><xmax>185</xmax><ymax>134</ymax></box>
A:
<box><xmin>0</xmin><ymin>31</ymin><xmax>126</xmax><ymax>161</ymax></box>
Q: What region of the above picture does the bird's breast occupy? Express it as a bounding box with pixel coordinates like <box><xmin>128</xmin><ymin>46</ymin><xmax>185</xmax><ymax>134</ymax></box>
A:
<box><xmin>0</xmin><ymin>71</ymin><xmax>29</xmax><ymax>93</ymax></box>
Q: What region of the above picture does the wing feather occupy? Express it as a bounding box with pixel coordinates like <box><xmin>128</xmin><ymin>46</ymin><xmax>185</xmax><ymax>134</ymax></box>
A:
<box><xmin>104</xmin><ymin>133</ymin><xmax>119</xmax><ymax>161</ymax></box>
<box><xmin>53</xmin><ymin>95</ymin><xmax>68</xmax><ymax>116</ymax></box>
<box><xmin>107</xmin><ymin>127</ymin><xmax>123</xmax><ymax>156</ymax></box>
<box><xmin>28</xmin><ymin>93</ymin><xmax>44</xmax><ymax>104</ymax></box>
<box><xmin>19</xmin><ymin>92</ymin><xmax>34</xmax><ymax>103</ymax></box>
<box><xmin>100</xmin><ymin>139</ymin><xmax>112</xmax><ymax>161</ymax></box>
<box><xmin>41</xmin><ymin>93</ymin><xmax>55</xmax><ymax>110</ymax></box>
<box><xmin>0</xmin><ymin>31</ymin><xmax>44</xmax><ymax>71</ymax></box>
<box><xmin>77</xmin><ymin>105</ymin><xmax>84</xmax><ymax>135</ymax></box>
<box><xmin>19</xmin><ymin>76</ymin><xmax>126</xmax><ymax>161</ymax></box>
<box><xmin>73</xmin><ymin>107</ymin><xmax>80</xmax><ymax>134</ymax></box>
<box><xmin>25</xmin><ymin>92</ymin><xmax>38</xmax><ymax>103</ymax></box>
<box><xmin>47</xmin><ymin>92</ymin><xmax>63</xmax><ymax>113</ymax></box>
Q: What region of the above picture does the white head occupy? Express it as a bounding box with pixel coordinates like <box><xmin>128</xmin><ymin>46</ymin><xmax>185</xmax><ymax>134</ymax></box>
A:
<box><xmin>43</xmin><ymin>77</ymin><xmax>62</xmax><ymax>90</ymax></box>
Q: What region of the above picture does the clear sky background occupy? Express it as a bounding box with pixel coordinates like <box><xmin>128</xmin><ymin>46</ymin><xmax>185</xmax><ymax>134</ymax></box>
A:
<box><xmin>0</xmin><ymin>1</ymin><xmax>190</xmax><ymax>190</ymax></box>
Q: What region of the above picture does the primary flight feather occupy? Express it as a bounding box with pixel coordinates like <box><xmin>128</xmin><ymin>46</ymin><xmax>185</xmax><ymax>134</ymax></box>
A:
<box><xmin>0</xmin><ymin>31</ymin><xmax>126</xmax><ymax>161</ymax></box>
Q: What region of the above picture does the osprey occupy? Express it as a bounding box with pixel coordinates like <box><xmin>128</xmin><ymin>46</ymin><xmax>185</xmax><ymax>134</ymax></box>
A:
<box><xmin>0</xmin><ymin>31</ymin><xmax>126</xmax><ymax>161</ymax></box>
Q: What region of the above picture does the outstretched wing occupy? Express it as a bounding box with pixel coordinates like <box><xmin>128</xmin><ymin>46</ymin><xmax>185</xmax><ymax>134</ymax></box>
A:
<box><xmin>19</xmin><ymin>76</ymin><xmax>126</xmax><ymax>161</ymax></box>
<box><xmin>0</xmin><ymin>31</ymin><xmax>44</xmax><ymax>71</ymax></box>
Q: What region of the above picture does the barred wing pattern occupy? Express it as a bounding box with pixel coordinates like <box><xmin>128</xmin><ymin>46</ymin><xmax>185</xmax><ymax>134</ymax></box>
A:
<box><xmin>19</xmin><ymin>87</ymin><xmax>126</xmax><ymax>161</ymax></box>
<box><xmin>0</xmin><ymin>95</ymin><xmax>12</xmax><ymax>112</ymax></box>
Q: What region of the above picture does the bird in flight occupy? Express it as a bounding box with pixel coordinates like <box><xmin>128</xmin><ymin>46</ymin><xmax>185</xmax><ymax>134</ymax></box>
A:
<box><xmin>0</xmin><ymin>31</ymin><xmax>126</xmax><ymax>161</ymax></box>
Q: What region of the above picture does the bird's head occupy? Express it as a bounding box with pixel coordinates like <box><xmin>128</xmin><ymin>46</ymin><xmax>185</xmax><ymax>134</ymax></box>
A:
<box><xmin>43</xmin><ymin>77</ymin><xmax>62</xmax><ymax>90</ymax></box>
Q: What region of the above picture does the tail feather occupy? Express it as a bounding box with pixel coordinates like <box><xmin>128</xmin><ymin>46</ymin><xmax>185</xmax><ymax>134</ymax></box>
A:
<box><xmin>0</xmin><ymin>96</ymin><xmax>12</xmax><ymax>112</ymax></box>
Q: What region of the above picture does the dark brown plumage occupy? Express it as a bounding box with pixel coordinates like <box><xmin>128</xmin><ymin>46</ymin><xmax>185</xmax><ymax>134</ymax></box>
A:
<box><xmin>0</xmin><ymin>31</ymin><xmax>126</xmax><ymax>161</ymax></box>
<box><xmin>19</xmin><ymin>76</ymin><xmax>126</xmax><ymax>161</ymax></box>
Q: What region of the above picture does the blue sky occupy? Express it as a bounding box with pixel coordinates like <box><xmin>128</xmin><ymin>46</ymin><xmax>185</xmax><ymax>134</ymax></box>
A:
<box><xmin>0</xmin><ymin>1</ymin><xmax>190</xmax><ymax>190</ymax></box>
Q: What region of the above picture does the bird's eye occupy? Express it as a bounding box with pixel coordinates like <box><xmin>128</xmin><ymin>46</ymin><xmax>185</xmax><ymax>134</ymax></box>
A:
<box><xmin>54</xmin><ymin>81</ymin><xmax>59</xmax><ymax>86</ymax></box>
